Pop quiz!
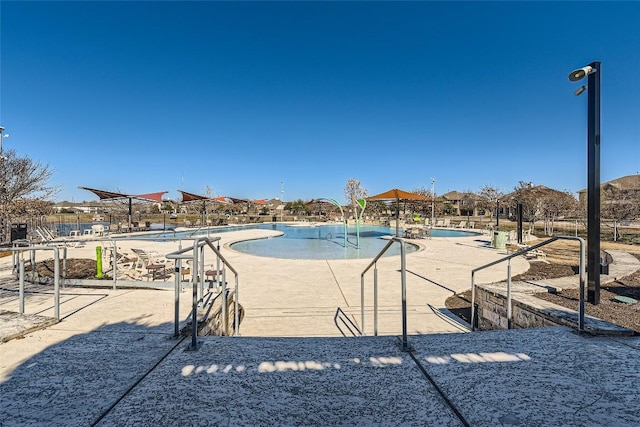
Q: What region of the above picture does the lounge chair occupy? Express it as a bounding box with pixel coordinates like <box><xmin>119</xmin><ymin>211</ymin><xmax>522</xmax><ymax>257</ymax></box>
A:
<box><xmin>91</xmin><ymin>224</ymin><xmax>105</xmax><ymax>236</ymax></box>
<box><xmin>131</xmin><ymin>248</ymin><xmax>170</xmax><ymax>281</ymax></box>
<box><xmin>468</xmin><ymin>222</ymin><xmax>475</xmax><ymax>229</ymax></box>
<box><xmin>435</xmin><ymin>219</ymin><xmax>445</xmax><ymax>227</ymax></box>
<box><xmin>524</xmin><ymin>247</ymin><xmax>547</xmax><ymax>262</ymax></box>
<box><xmin>455</xmin><ymin>221</ymin><xmax>467</xmax><ymax>228</ymax></box>
<box><xmin>442</xmin><ymin>218</ymin><xmax>451</xmax><ymax>228</ymax></box>
<box><xmin>102</xmin><ymin>245</ymin><xmax>132</xmax><ymax>272</ymax></box>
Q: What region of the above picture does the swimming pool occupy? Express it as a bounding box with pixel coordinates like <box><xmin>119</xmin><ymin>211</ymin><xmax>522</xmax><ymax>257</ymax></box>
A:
<box><xmin>118</xmin><ymin>223</ymin><xmax>480</xmax><ymax>260</ymax></box>
<box><xmin>231</xmin><ymin>224</ymin><xmax>415</xmax><ymax>260</ymax></box>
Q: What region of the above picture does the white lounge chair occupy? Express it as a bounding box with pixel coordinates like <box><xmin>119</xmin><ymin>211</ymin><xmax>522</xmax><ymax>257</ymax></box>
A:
<box><xmin>131</xmin><ymin>248</ymin><xmax>170</xmax><ymax>281</ymax></box>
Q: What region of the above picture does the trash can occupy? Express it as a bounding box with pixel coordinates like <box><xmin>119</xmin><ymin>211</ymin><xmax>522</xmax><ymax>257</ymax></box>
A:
<box><xmin>492</xmin><ymin>231</ymin><xmax>507</xmax><ymax>249</ymax></box>
<box><xmin>10</xmin><ymin>223</ymin><xmax>28</xmax><ymax>241</ymax></box>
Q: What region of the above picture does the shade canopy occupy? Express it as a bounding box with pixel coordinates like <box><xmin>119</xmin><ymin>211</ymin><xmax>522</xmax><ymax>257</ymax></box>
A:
<box><xmin>367</xmin><ymin>188</ymin><xmax>430</xmax><ymax>236</ymax></box>
<box><xmin>79</xmin><ymin>186</ymin><xmax>168</xmax><ymax>231</ymax></box>
<box><xmin>79</xmin><ymin>186</ymin><xmax>167</xmax><ymax>203</ymax></box>
<box><xmin>178</xmin><ymin>190</ymin><xmax>232</xmax><ymax>204</ymax></box>
<box><xmin>367</xmin><ymin>188</ymin><xmax>430</xmax><ymax>202</ymax></box>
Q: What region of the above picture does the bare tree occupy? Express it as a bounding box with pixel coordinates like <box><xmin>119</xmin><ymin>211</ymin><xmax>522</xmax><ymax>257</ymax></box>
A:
<box><xmin>539</xmin><ymin>190</ymin><xmax>578</xmax><ymax>235</ymax></box>
<box><xmin>601</xmin><ymin>185</ymin><xmax>640</xmax><ymax>241</ymax></box>
<box><xmin>0</xmin><ymin>149</ymin><xmax>59</xmax><ymax>241</ymax></box>
<box><xmin>460</xmin><ymin>190</ymin><xmax>477</xmax><ymax>217</ymax></box>
<box><xmin>344</xmin><ymin>178</ymin><xmax>368</xmax><ymax>212</ymax></box>
<box><xmin>477</xmin><ymin>184</ymin><xmax>504</xmax><ymax>221</ymax></box>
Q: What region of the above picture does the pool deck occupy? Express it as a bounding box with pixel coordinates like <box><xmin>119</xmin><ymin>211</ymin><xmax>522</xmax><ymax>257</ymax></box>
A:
<box><xmin>1</xmin><ymin>227</ymin><xmax>639</xmax><ymax>426</ymax></box>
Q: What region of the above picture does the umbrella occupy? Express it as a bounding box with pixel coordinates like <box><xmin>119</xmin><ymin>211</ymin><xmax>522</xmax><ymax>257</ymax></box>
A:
<box><xmin>367</xmin><ymin>188</ymin><xmax>430</xmax><ymax>236</ymax></box>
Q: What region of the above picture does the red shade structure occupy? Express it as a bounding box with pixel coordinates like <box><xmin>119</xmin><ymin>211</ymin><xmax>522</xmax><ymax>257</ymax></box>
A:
<box><xmin>79</xmin><ymin>186</ymin><xmax>168</xmax><ymax>231</ymax></box>
<box><xmin>178</xmin><ymin>190</ymin><xmax>233</xmax><ymax>225</ymax></box>
<box><xmin>367</xmin><ymin>188</ymin><xmax>430</xmax><ymax>236</ymax></box>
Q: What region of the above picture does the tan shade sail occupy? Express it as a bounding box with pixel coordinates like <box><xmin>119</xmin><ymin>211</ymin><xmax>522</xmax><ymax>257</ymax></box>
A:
<box><xmin>367</xmin><ymin>188</ymin><xmax>430</xmax><ymax>201</ymax></box>
<box><xmin>367</xmin><ymin>188</ymin><xmax>430</xmax><ymax>236</ymax></box>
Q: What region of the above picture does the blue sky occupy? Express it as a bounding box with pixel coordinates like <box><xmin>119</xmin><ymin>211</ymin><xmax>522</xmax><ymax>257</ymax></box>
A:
<box><xmin>1</xmin><ymin>1</ymin><xmax>638</xmax><ymax>204</ymax></box>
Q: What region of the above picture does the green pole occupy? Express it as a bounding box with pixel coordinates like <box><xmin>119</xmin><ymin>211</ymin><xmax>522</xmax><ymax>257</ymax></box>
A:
<box><xmin>356</xmin><ymin>199</ymin><xmax>367</xmax><ymax>249</ymax></box>
<box><xmin>96</xmin><ymin>246</ymin><xmax>104</xmax><ymax>279</ymax></box>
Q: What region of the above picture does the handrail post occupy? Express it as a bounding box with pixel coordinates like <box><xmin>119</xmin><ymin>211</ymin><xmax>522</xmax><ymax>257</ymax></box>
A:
<box><xmin>13</xmin><ymin>249</ymin><xmax>18</xmax><ymax>278</ymax></box>
<box><xmin>191</xmin><ymin>247</ymin><xmax>198</xmax><ymax>303</ymax></box>
<box><xmin>187</xmin><ymin>278</ymin><xmax>200</xmax><ymax>350</ymax></box>
<box><xmin>400</xmin><ymin>240</ymin><xmax>410</xmax><ymax>351</ymax></box>
<box><xmin>222</xmin><ymin>268</ymin><xmax>228</xmax><ymax>335</ymax></box>
<box><xmin>234</xmin><ymin>274</ymin><xmax>240</xmax><ymax>336</ymax></box>
<box><xmin>578</xmin><ymin>238</ymin><xmax>586</xmax><ymax>332</ymax></box>
<box><xmin>360</xmin><ymin>274</ymin><xmax>365</xmax><ymax>336</ymax></box>
<box><xmin>53</xmin><ymin>247</ymin><xmax>60</xmax><ymax>320</ymax></box>
<box><xmin>471</xmin><ymin>272</ymin><xmax>476</xmax><ymax>331</ymax></box>
<box><xmin>199</xmin><ymin>244</ymin><xmax>205</xmax><ymax>299</ymax></box>
<box><xmin>30</xmin><ymin>248</ymin><xmax>36</xmax><ymax>283</ymax></box>
<box><xmin>507</xmin><ymin>259</ymin><xmax>512</xmax><ymax>329</ymax></box>
<box><xmin>174</xmin><ymin>259</ymin><xmax>181</xmax><ymax>338</ymax></box>
<box><xmin>19</xmin><ymin>259</ymin><xmax>25</xmax><ymax>314</ymax></box>
<box><xmin>359</xmin><ymin>237</ymin><xmax>409</xmax><ymax>343</ymax></box>
<box><xmin>216</xmin><ymin>240</ymin><xmax>221</xmax><ymax>289</ymax></box>
<box><xmin>374</xmin><ymin>265</ymin><xmax>378</xmax><ymax>336</ymax></box>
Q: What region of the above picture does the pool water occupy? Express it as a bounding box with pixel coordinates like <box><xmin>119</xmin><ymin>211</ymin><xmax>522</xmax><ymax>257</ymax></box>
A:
<box><xmin>230</xmin><ymin>224</ymin><xmax>414</xmax><ymax>260</ymax></box>
<box><xmin>121</xmin><ymin>223</ymin><xmax>479</xmax><ymax>260</ymax></box>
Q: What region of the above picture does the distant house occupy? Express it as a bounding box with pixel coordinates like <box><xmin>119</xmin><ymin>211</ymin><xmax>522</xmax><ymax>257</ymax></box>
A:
<box><xmin>578</xmin><ymin>175</ymin><xmax>640</xmax><ymax>221</ymax></box>
<box><xmin>441</xmin><ymin>191</ymin><xmax>480</xmax><ymax>216</ymax></box>
<box><xmin>53</xmin><ymin>202</ymin><xmax>100</xmax><ymax>214</ymax></box>
<box><xmin>502</xmin><ymin>184</ymin><xmax>576</xmax><ymax>220</ymax></box>
<box><xmin>577</xmin><ymin>174</ymin><xmax>640</xmax><ymax>205</ymax></box>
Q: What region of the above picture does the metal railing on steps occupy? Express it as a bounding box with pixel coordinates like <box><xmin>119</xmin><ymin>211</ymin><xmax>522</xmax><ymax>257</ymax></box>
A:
<box><xmin>471</xmin><ymin>235</ymin><xmax>586</xmax><ymax>332</ymax></box>
<box><xmin>360</xmin><ymin>236</ymin><xmax>412</xmax><ymax>351</ymax></box>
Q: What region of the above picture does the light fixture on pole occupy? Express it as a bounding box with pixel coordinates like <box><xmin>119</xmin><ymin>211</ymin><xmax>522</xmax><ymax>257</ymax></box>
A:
<box><xmin>568</xmin><ymin>61</ymin><xmax>601</xmax><ymax>305</ymax></box>
<box><xmin>430</xmin><ymin>178</ymin><xmax>435</xmax><ymax>226</ymax></box>
<box><xmin>280</xmin><ymin>181</ymin><xmax>284</xmax><ymax>222</ymax></box>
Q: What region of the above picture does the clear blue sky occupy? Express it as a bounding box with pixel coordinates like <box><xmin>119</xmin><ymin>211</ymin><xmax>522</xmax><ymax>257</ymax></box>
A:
<box><xmin>1</xmin><ymin>1</ymin><xmax>639</xmax><ymax>204</ymax></box>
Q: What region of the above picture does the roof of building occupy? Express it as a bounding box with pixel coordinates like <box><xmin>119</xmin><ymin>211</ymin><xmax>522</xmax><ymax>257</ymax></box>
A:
<box><xmin>578</xmin><ymin>174</ymin><xmax>640</xmax><ymax>193</ymax></box>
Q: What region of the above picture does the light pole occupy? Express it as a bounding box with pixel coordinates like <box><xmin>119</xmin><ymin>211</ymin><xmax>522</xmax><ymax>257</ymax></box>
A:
<box><xmin>0</xmin><ymin>126</ymin><xmax>7</xmax><ymax>160</ymax></box>
<box><xmin>280</xmin><ymin>181</ymin><xmax>284</xmax><ymax>222</ymax></box>
<box><xmin>430</xmin><ymin>178</ymin><xmax>435</xmax><ymax>226</ymax></box>
<box><xmin>496</xmin><ymin>199</ymin><xmax>500</xmax><ymax>228</ymax></box>
<box><xmin>569</xmin><ymin>61</ymin><xmax>601</xmax><ymax>304</ymax></box>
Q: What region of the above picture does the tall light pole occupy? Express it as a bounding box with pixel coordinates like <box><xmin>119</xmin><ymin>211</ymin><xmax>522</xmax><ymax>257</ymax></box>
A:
<box><xmin>280</xmin><ymin>181</ymin><xmax>284</xmax><ymax>222</ymax></box>
<box><xmin>430</xmin><ymin>178</ymin><xmax>435</xmax><ymax>226</ymax></box>
<box><xmin>0</xmin><ymin>126</ymin><xmax>6</xmax><ymax>159</ymax></box>
<box><xmin>569</xmin><ymin>61</ymin><xmax>601</xmax><ymax>304</ymax></box>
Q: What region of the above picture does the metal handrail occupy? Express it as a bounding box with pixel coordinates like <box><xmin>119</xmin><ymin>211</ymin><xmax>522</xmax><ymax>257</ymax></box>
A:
<box><xmin>165</xmin><ymin>236</ymin><xmax>240</xmax><ymax>351</ymax></box>
<box><xmin>0</xmin><ymin>244</ymin><xmax>62</xmax><ymax>320</ymax></box>
<box><xmin>360</xmin><ymin>236</ymin><xmax>411</xmax><ymax>351</ymax></box>
<box><xmin>470</xmin><ymin>236</ymin><xmax>585</xmax><ymax>332</ymax></box>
